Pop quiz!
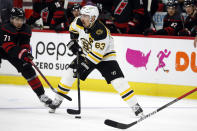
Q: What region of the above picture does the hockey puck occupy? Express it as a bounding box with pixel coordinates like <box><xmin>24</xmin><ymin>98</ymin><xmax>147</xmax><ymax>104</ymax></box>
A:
<box><xmin>75</xmin><ymin>116</ymin><xmax>81</xmax><ymax>119</ymax></box>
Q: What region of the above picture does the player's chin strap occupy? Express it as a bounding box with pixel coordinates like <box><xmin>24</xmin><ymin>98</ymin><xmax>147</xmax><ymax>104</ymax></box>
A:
<box><xmin>30</xmin><ymin>60</ymin><xmax>72</xmax><ymax>101</ymax></box>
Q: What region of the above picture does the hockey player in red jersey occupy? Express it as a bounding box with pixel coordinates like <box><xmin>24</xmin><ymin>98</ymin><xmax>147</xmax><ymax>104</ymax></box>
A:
<box><xmin>48</xmin><ymin>5</ymin><xmax>144</xmax><ymax>117</ymax></box>
<box><xmin>0</xmin><ymin>8</ymin><xmax>53</xmax><ymax>106</ymax></box>
<box><xmin>112</xmin><ymin>0</ymin><xmax>158</xmax><ymax>34</ymax></box>
<box><xmin>145</xmin><ymin>0</ymin><xmax>184</xmax><ymax>36</ymax></box>
<box><xmin>178</xmin><ymin>0</ymin><xmax>197</xmax><ymax>36</ymax></box>
<box><xmin>27</xmin><ymin>0</ymin><xmax>69</xmax><ymax>32</ymax></box>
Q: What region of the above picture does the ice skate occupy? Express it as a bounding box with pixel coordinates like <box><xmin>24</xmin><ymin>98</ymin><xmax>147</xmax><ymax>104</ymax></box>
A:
<box><xmin>39</xmin><ymin>94</ymin><xmax>52</xmax><ymax>106</ymax></box>
<box><xmin>48</xmin><ymin>98</ymin><xmax>63</xmax><ymax>113</ymax></box>
<box><xmin>132</xmin><ymin>103</ymin><xmax>144</xmax><ymax>117</ymax></box>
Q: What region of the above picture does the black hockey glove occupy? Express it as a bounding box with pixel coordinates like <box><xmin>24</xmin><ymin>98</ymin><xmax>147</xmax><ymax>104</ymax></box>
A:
<box><xmin>18</xmin><ymin>49</ymin><xmax>34</xmax><ymax>63</ymax></box>
<box><xmin>155</xmin><ymin>29</ymin><xmax>168</xmax><ymax>35</ymax></box>
<box><xmin>178</xmin><ymin>29</ymin><xmax>191</xmax><ymax>36</ymax></box>
<box><xmin>67</xmin><ymin>40</ymin><xmax>83</xmax><ymax>55</ymax></box>
<box><xmin>54</xmin><ymin>23</ymin><xmax>66</xmax><ymax>32</ymax></box>
<box><xmin>69</xmin><ymin>56</ymin><xmax>95</xmax><ymax>78</ymax></box>
<box><xmin>144</xmin><ymin>28</ymin><xmax>156</xmax><ymax>36</ymax></box>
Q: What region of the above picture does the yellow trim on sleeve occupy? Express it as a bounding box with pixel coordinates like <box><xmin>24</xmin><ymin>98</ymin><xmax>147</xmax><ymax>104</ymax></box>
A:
<box><xmin>103</xmin><ymin>54</ymin><xmax>116</xmax><ymax>58</ymax></box>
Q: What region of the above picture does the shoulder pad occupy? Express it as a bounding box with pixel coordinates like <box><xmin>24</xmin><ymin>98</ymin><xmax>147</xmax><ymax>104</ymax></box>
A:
<box><xmin>21</xmin><ymin>24</ymin><xmax>32</xmax><ymax>35</ymax></box>
<box><xmin>1</xmin><ymin>23</ymin><xmax>17</xmax><ymax>34</ymax></box>
<box><xmin>89</xmin><ymin>21</ymin><xmax>107</xmax><ymax>41</ymax></box>
<box><xmin>76</xmin><ymin>18</ymin><xmax>83</xmax><ymax>27</ymax></box>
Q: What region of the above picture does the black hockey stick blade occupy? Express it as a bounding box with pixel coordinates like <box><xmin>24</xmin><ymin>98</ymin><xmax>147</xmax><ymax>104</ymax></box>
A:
<box><xmin>50</xmin><ymin>87</ymin><xmax>72</xmax><ymax>101</ymax></box>
<box><xmin>104</xmin><ymin>88</ymin><xmax>197</xmax><ymax>129</ymax></box>
<box><xmin>67</xmin><ymin>52</ymin><xmax>81</xmax><ymax>115</ymax></box>
<box><xmin>105</xmin><ymin>119</ymin><xmax>137</xmax><ymax>129</ymax></box>
<box><xmin>67</xmin><ymin>108</ymin><xmax>81</xmax><ymax>115</ymax></box>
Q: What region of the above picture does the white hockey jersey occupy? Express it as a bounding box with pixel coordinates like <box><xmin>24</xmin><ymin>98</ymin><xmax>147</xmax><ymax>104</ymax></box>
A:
<box><xmin>69</xmin><ymin>17</ymin><xmax>116</xmax><ymax>64</ymax></box>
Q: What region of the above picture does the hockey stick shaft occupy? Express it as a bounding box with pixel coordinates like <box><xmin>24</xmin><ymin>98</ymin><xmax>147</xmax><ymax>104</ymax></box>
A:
<box><xmin>105</xmin><ymin>88</ymin><xmax>197</xmax><ymax>129</ymax></box>
<box><xmin>64</xmin><ymin>0</ymin><xmax>68</xmax><ymax>9</ymax></box>
<box><xmin>147</xmin><ymin>0</ymin><xmax>152</xmax><ymax>12</ymax></box>
<box><xmin>147</xmin><ymin>0</ymin><xmax>157</xmax><ymax>30</ymax></box>
<box><xmin>77</xmin><ymin>51</ymin><xmax>81</xmax><ymax>113</ymax></box>
<box><xmin>67</xmin><ymin>52</ymin><xmax>81</xmax><ymax>114</ymax></box>
<box><xmin>30</xmin><ymin>61</ymin><xmax>72</xmax><ymax>101</ymax></box>
<box><xmin>135</xmin><ymin>88</ymin><xmax>197</xmax><ymax>124</ymax></box>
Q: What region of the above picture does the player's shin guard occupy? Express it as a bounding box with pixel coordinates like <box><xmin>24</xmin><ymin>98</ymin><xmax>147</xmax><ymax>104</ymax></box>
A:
<box><xmin>27</xmin><ymin>75</ymin><xmax>52</xmax><ymax>106</ymax></box>
<box><xmin>49</xmin><ymin>68</ymin><xmax>75</xmax><ymax>113</ymax></box>
<box><xmin>111</xmin><ymin>78</ymin><xmax>143</xmax><ymax>117</ymax></box>
<box><xmin>28</xmin><ymin>75</ymin><xmax>45</xmax><ymax>96</ymax></box>
<box><xmin>49</xmin><ymin>83</ymin><xmax>73</xmax><ymax>113</ymax></box>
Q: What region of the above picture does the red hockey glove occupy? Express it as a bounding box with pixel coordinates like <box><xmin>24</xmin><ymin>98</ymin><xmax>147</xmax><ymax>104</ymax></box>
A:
<box><xmin>18</xmin><ymin>49</ymin><xmax>34</xmax><ymax>63</ymax></box>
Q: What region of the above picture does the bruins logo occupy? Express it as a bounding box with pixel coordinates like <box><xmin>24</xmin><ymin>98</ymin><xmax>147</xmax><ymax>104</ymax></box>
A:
<box><xmin>96</xmin><ymin>29</ymin><xmax>103</xmax><ymax>35</ymax></box>
<box><xmin>80</xmin><ymin>38</ymin><xmax>92</xmax><ymax>53</ymax></box>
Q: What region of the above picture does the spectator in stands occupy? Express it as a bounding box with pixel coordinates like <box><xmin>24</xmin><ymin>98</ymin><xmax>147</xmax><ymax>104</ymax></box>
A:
<box><xmin>13</xmin><ymin>0</ymin><xmax>23</xmax><ymax>8</ymax></box>
<box><xmin>178</xmin><ymin>0</ymin><xmax>197</xmax><ymax>36</ymax></box>
<box><xmin>144</xmin><ymin>0</ymin><xmax>184</xmax><ymax>36</ymax></box>
<box><xmin>27</xmin><ymin>0</ymin><xmax>69</xmax><ymax>32</ymax></box>
<box><xmin>67</xmin><ymin>3</ymin><xmax>81</xmax><ymax>24</ymax></box>
<box><xmin>112</xmin><ymin>0</ymin><xmax>158</xmax><ymax>34</ymax></box>
<box><xmin>0</xmin><ymin>0</ymin><xmax>13</xmax><ymax>24</ymax></box>
<box><xmin>50</xmin><ymin>0</ymin><xmax>69</xmax><ymax>32</ymax></box>
<box><xmin>157</xmin><ymin>0</ymin><xmax>165</xmax><ymax>12</ymax></box>
<box><xmin>90</xmin><ymin>0</ymin><xmax>119</xmax><ymax>33</ymax></box>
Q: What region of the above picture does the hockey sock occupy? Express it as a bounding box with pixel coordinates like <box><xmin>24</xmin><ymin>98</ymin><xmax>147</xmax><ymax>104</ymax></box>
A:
<box><xmin>57</xmin><ymin>82</ymin><xmax>72</xmax><ymax>95</ymax></box>
<box><xmin>111</xmin><ymin>78</ymin><xmax>138</xmax><ymax>107</ymax></box>
<box><xmin>28</xmin><ymin>76</ymin><xmax>45</xmax><ymax>97</ymax></box>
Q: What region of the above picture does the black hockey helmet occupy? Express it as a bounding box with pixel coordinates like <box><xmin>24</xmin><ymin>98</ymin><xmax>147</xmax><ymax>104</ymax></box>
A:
<box><xmin>184</xmin><ymin>0</ymin><xmax>195</xmax><ymax>6</ymax></box>
<box><xmin>166</xmin><ymin>0</ymin><xmax>178</xmax><ymax>8</ymax></box>
<box><xmin>71</xmin><ymin>3</ymin><xmax>81</xmax><ymax>11</ymax></box>
<box><xmin>10</xmin><ymin>8</ymin><xmax>25</xmax><ymax>19</ymax></box>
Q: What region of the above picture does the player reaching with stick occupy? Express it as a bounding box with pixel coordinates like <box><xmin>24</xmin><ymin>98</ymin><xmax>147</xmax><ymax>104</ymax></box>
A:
<box><xmin>49</xmin><ymin>5</ymin><xmax>144</xmax><ymax>117</ymax></box>
<box><xmin>0</xmin><ymin>8</ymin><xmax>53</xmax><ymax>107</ymax></box>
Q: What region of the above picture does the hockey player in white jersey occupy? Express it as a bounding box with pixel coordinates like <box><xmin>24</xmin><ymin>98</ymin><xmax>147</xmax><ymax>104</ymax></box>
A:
<box><xmin>49</xmin><ymin>5</ymin><xmax>144</xmax><ymax>117</ymax></box>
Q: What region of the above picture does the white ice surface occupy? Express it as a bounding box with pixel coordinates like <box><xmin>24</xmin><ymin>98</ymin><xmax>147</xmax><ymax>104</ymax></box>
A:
<box><xmin>0</xmin><ymin>84</ymin><xmax>197</xmax><ymax>131</ymax></box>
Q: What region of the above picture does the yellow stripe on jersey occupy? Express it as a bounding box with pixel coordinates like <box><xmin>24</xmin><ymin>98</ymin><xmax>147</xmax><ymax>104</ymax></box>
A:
<box><xmin>69</xmin><ymin>26</ymin><xmax>78</xmax><ymax>33</ymax></box>
<box><xmin>89</xmin><ymin>34</ymin><xmax>94</xmax><ymax>40</ymax></box>
<box><xmin>87</xmin><ymin>53</ymin><xmax>100</xmax><ymax>64</ymax></box>
<box><xmin>103</xmin><ymin>53</ymin><xmax>116</xmax><ymax>58</ymax></box>
<box><xmin>92</xmin><ymin>51</ymin><xmax>103</xmax><ymax>58</ymax></box>
<box><xmin>76</xmin><ymin>24</ymin><xmax>84</xmax><ymax>30</ymax></box>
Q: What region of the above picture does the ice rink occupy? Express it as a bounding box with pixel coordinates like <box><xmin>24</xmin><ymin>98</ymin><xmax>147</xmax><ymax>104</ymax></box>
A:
<box><xmin>0</xmin><ymin>84</ymin><xmax>197</xmax><ymax>131</ymax></box>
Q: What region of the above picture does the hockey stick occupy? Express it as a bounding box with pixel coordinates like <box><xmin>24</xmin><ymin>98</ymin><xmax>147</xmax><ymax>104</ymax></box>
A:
<box><xmin>30</xmin><ymin>61</ymin><xmax>72</xmax><ymax>101</ymax></box>
<box><xmin>67</xmin><ymin>52</ymin><xmax>81</xmax><ymax>115</ymax></box>
<box><xmin>147</xmin><ymin>0</ymin><xmax>157</xmax><ymax>30</ymax></box>
<box><xmin>64</xmin><ymin>0</ymin><xmax>68</xmax><ymax>9</ymax></box>
<box><xmin>104</xmin><ymin>88</ymin><xmax>197</xmax><ymax>129</ymax></box>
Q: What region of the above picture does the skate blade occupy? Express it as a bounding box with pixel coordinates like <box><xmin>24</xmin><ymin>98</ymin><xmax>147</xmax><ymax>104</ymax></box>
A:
<box><xmin>49</xmin><ymin>109</ymin><xmax>56</xmax><ymax>113</ymax></box>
